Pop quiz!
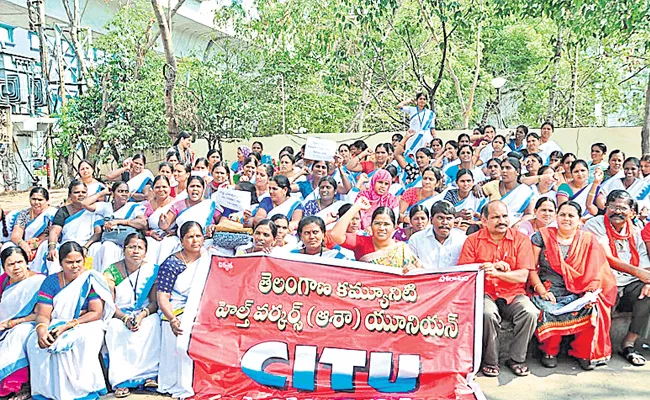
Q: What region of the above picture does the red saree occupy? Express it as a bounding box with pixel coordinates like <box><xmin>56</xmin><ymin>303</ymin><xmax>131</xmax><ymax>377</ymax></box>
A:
<box><xmin>538</xmin><ymin>227</ymin><xmax>618</xmax><ymax>363</ymax></box>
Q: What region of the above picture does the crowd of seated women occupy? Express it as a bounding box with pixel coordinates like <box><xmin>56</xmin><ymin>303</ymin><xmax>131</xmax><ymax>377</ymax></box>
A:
<box><xmin>0</xmin><ymin>124</ymin><xmax>650</xmax><ymax>399</ymax></box>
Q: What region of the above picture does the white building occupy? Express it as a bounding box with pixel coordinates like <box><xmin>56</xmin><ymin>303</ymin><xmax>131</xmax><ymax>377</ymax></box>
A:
<box><xmin>0</xmin><ymin>0</ymin><xmax>228</xmax><ymax>190</ymax></box>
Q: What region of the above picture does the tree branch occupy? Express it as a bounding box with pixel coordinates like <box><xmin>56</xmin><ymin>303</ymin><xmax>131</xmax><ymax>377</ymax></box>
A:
<box><xmin>145</xmin><ymin>0</ymin><xmax>188</xmax><ymax>50</ymax></box>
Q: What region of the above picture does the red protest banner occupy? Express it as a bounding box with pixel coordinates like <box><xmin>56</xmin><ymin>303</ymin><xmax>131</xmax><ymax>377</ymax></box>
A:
<box><xmin>187</xmin><ymin>254</ymin><xmax>484</xmax><ymax>399</ymax></box>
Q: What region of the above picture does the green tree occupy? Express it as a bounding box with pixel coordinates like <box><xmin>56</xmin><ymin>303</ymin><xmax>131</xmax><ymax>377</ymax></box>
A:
<box><xmin>55</xmin><ymin>0</ymin><xmax>168</xmax><ymax>184</ymax></box>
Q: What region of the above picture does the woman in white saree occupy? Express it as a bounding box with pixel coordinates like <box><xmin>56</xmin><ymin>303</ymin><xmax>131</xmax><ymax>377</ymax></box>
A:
<box><xmin>156</xmin><ymin>221</ymin><xmax>206</xmax><ymax>399</ymax></box>
<box><xmin>157</xmin><ymin>176</ymin><xmax>220</xmax><ymax>264</ymax></box>
<box><xmin>104</xmin><ymin>232</ymin><xmax>160</xmax><ymax>398</ymax></box>
<box><xmin>143</xmin><ymin>176</ymin><xmax>175</xmax><ymax>265</ymax></box>
<box><xmin>10</xmin><ymin>187</ymin><xmax>57</xmax><ymax>263</ymax></box>
<box><xmin>77</xmin><ymin>159</ymin><xmax>106</xmax><ymax>196</ymax></box>
<box><xmin>32</xmin><ymin>180</ymin><xmax>103</xmax><ymax>275</ymax></box>
<box><xmin>557</xmin><ymin>160</ymin><xmax>603</xmax><ymax>219</ymax></box>
<box><xmin>106</xmin><ymin>153</ymin><xmax>154</xmax><ymax>202</ymax></box>
<box><xmin>81</xmin><ymin>182</ymin><xmax>147</xmax><ymax>272</ymax></box>
<box><xmin>266</xmin><ymin>175</ymin><xmax>304</xmax><ymax>232</ymax></box>
<box><xmin>0</xmin><ymin>246</ymin><xmax>45</xmax><ymax>400</ymax></box>
<box><xmin>27</xmin><ymin>241</ymin><xmax>115</xmax><ymax>400</ymax></box>
<box><xmin>597</xmin><ymin>157</ymin><xmax>650</xmax><ymax>210</ymax></box>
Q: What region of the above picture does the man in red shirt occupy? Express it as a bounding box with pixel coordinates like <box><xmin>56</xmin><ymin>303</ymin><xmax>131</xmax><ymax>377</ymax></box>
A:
<box><xmin>458</xmin><ymin>200</ymin><xmax>539</xmax><ymax>377</ymax></box>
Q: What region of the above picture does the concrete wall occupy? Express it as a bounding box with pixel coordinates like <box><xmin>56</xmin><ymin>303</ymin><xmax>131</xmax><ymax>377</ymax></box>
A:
<box><xmin>193</xmin><ymin>127</ymin><xmax>644</xmax><ymax>165</ymax></box>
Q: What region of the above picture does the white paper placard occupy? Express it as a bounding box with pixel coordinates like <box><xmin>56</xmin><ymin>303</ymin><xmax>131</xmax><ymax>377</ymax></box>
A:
<box><xmin>304</xmin><ymin>137</ymin><xmax>337</xmax><ymax>161</ymax></box>
<box><xmin>214</xmin><ymin>188</ymin><xmax>251</xmax><ymax>212</ymax></box>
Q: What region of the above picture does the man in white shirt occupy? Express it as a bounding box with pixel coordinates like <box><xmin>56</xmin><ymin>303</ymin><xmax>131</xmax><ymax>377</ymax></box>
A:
<box><xmin>583</xmin><ymin>190</ymin><xmax>650</xmax><ymax>366</ymax></box>
<box><xmin>409</xmin><ymin>200</ymin><xmax>467</xmax><ymax>270</ymax></box>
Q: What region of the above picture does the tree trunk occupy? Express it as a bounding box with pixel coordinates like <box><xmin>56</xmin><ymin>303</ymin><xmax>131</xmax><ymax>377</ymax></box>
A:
<box><xmin>61</xmin><ymin>0</ymin><xmax>93</xmax><ymax>87</ymax></box>
<box><xmin>151</xmin><ymin>0</ymin><xmax>179</xmax><ymax>141</ymax></box>
<box><xmin>463</xmin><ymin>21</ymin><xmax>482</xmax><ymax>129</ymax></box>
<box><xmin>642</xmin><ymin>72</ymin><xmax>650</xmax><ymax>154</ymax></box>
<box><xmin>568</xmin><ymin>42</ymin><xmax>579</xmax><ymax>127</ymax></box>
<box><xmin>546</xmin><ymin>24</ymin><xmax>563</xmax><ymax>123</ymax></box>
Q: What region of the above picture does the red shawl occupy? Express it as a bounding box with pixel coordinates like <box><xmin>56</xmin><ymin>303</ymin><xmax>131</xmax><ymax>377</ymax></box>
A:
<box><xmin>604</xmin><ymin>214</ymin><xmax>640</xmax><ymax>267</ymax></box>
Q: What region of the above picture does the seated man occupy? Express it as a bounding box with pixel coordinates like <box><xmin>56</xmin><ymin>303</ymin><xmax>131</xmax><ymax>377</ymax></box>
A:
<box><xmin>409</xmin><ymin>200</ymin><xmax>466</xmax><ymax>270</ymax></box>
<box><xmin>458</xmin><ymin>200</ymin><xmax>539</xmax><ymax>377</ymax></box>
<box><xmin>583</xmin><ymin>190</ymin><xmax>650</xmax><ymax>366</ymax></box>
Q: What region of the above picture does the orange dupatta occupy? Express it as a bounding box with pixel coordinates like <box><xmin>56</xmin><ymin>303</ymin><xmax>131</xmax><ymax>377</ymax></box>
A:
<box><xmin>539</xmin><ymin>227</ymin><xmax>618</xmax><ymax>362</ymax></box>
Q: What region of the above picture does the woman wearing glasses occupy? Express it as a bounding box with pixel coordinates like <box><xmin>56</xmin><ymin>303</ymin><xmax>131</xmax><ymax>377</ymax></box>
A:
<box><xmin>104</xmin><ymin>233</ymin><xmax>160</xmax><ymax>398</ymax></box>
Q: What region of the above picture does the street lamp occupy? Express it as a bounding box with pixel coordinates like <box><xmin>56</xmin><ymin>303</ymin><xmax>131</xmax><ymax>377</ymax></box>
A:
<box><xmin>491</xmin><ymin>77</ymin><xmax>507</xmax><ymax>128</ymax></box>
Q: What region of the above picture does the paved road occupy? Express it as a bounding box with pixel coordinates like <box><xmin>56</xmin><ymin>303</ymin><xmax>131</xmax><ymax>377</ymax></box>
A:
<box><xmin>104</xmin><ymin>348</ymin><xmax>650</xmax><ymax>399</ymax></box>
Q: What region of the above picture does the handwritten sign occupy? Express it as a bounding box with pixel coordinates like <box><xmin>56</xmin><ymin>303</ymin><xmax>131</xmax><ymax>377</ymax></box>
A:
<box><xmin>304</xmin><ymin>137</ymin><xmax>337</xmax><ymax>161</ymax></box>
<box><xmin>214</xmin><ymin>188</ymin><xmax>251</xmax><ymax>212</ymax></box>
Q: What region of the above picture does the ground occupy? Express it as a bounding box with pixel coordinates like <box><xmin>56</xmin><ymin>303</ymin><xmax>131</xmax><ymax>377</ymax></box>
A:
<box><xmin>0</xmin><ymin>188</ymin><xmax>67</xmax><ymax>211</ymax></box>
<box><xmin>101</xmin><ymin>348</ymin><xmax>650</xmax><ymax>399</ymax></box>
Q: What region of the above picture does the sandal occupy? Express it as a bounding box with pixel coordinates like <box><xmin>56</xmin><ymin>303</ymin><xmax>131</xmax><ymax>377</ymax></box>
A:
<box><xmin>114</xmin><ymin>387</ymin><xmax>130</xmax><ymax>398</ymax></box>
<box><xmin>12</xmin><ymin>389</ymin><xmax>31</xmax><ymax>400</ymax></box>
<box><xmin>541</xmin><ymin>352</ymin><xmax>557</xmax><ymax>368</ymax></box>
<box><xmin>144</xmin><ymin>378</ymin><xmax>159</xmax><ymax>389</ymax></box>
<box><xmin>576</xmin><ymin>358</ymin><xmax>595</xmax><ymax>371</ymax></box>
<box><xmin>481</xmin><ymin>364</ymin><xmax>499</xmax><ymax>377</ymax></box>
<box><xmin>619</xmin><ymin>346</ymin><xmax>646</xmax><ymax>366</ymax></box>
<box><xmin>506</xmin><ymin>359</ymin><xmax>530</xmax><ymax>376</ymax></box>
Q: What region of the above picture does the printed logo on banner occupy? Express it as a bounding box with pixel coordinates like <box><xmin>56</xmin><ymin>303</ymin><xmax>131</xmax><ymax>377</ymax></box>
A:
<box><xmin>187</xmin><ymin>256</ymin><xmax>484</xmax><ymax>400</ymax></box>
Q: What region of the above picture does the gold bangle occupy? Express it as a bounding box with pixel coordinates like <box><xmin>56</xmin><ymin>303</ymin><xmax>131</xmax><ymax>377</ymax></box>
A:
<box><xmin>534</xmin><ymin>283</ymin><xmax>544</xmax><ymax>293</ymax></box>
<box><xmin>69</xmin><ymin>319</ymin><xmax>79</xmax><ymax>328</ymax></box>
<box><xmin>35</xmin><ymin>323</ymin><xmax>48</xmax><ymax>331</ymax></box>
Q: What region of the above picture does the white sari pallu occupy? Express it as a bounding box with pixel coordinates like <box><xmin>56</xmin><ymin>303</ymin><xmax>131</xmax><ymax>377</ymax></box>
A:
<box><xmin>30</xmin><ymin>209</ymin><xmax>102</xmax><ymax>276</ymax></box>
<box><xmin>145</xmin><ymin>202</ymin><xmax>174</xmax><ymax>266</ymax></box>
<box><xmin>500</xmin><ymin>184</ymin><xmax>534</xmax><ymax>226</ymax></box>
<box><xmin>158</xmin><ymin>255</ymin><xmax>206</xmax><ymax>399</ymax></box>
<box><xmin>105</xmin><ymin>262</ymin><xmax>161</xmax><ymax>390</ymax></box>
<box><xmin>267</xmin><ymin>197</ymin><xmax>302</xmax><ymax>220</ymax></box>
<box><xmin>0</xmin><ymin>274</ymin><xmax>45</xmax><ymax>386</ymax></box>
<box><xmin>600</xmin><ymin>177</ymin><xmax>650</xmax><ymax>209</ymax></box>
<box><xmin>127</xmin><ymin>169</ymin><xmax>155</xmax><ymax>194</ymax></box>
<box><xmin>27</xmin><ymin>270</ymin><xmax>115</xmax><ymax>400</ymax></box>
<box><xmin>96</xmin><ymin>202</ymin><xmax>146</xmax><ymax>273</ymax></box>
<box><xmin>453</xmin><ymin>192</ymin><xmax>488</xmax><ymax>215</ymax></box>
<box><xmin>569</xmin><ymin>183</ymin><xmax>599</xmax><ymax>218</ymax></box>
<box><xmin>156</xmin><ymin>199</ymin><xmax>217</xmax><ymax>265</ymax></box>
<box><xmin>23</xmin><ymin>207</ymin><xmax>58</xmax><ymax>241</ymax></box>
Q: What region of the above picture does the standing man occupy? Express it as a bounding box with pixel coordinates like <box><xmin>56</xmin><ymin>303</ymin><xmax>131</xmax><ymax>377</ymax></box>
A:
<box><xmin>583</xmin><ymin>190</ymin><xmax>650</xmax><ymax>366</ymax></box>
<box><xmin>397</xmin><ymin>93</ymin><xmax>436</xmax><ymax>160</ymax></box>
<box><xmin>409</xmin><ymin>201</ymin><xmax>467</xmax><ymax>270</ymax></box>
<box><xmin>458</xmin><ymin>200</ymin><xmax>539</xmax><ymax>377</ymax></box>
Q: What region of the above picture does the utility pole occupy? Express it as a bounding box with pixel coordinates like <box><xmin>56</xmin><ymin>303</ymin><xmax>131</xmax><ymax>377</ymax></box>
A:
<box><xmin>54</xmin><ymin>26</ymin><xmax>66</xmax><ymax>106</ymax></box>
<box><xmin>27</xmin><ymin>0</ymin><xmax>54</xmax><ymax>188</ymax></box>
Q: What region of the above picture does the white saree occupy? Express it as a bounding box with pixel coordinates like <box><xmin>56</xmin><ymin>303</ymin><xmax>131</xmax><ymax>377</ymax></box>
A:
<box><xmin>156</xmin><ymin>199</ymin><xmax>216</xmax><ymax>265</ymax></box>
<box><xmin>127</xmin><ymin>169</ymin><xmax>154</xmax><ymax>194</ymax></box>
<box><xmin>0</xmin><ymin>274</ymin><xmax>45</xmax><ymax>387</ymax></box>
<box><xmin>267</xmin><ymin>197</ymin><xmax>303</xmax><ymax>220</ymax></box>
<box><xmin>31</xmin><ymin>209</ymin><xmax>102</xmax><ymax>275</ymax></box>
<box><xmin>145</xmin><ymin>202</ymin><xmax>174</xmax><ymax>266</ymax></box>
<box><xmin>27</xmin><ymin>270</ymin><xmax>115</xmax><ymax>400</ymax></box>
<box><xmin>500</xmin><ymin>184</ymin><xmax>535</xmax><ymax>226</ymax></box>
<box><xmin>94</xmin><ymin>202</ymin><xmax>146</xmax><ymax>272</ymax></box>
<box><xmin>105</xmin><ymin>261</ymin><xmax>161</xmax><ymax>389</ymax></box>
<box><xmin>157</xmin><ymin>255</ymin><xmax>209</xmax><ymax>399</ymax></box>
